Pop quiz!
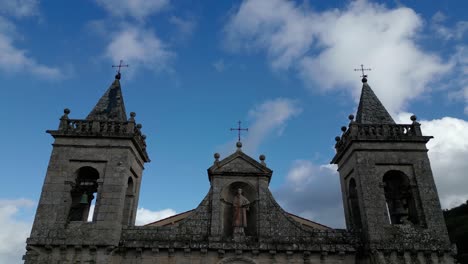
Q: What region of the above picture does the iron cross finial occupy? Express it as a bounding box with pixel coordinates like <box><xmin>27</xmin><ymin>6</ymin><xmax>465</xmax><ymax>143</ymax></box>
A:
<box><xmin>112</xmin><ymin>60</ymin><xmax>129</xmax><ymax>80</ymax></box>
<box><xmin>230</xmin><ymin>121</ymin><xmax>248</xmax><ymax>142</ymax></box>
<box><xmin>354</xmin><ymin>64</ymin><xmax>371</xmax><ymax>83</ymax></box>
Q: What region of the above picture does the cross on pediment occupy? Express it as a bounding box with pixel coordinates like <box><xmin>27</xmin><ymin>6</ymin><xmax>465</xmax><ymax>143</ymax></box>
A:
<box><xmin>230</xmin><ymin>121</ymin><xmax>248</xmax><ymax>142</ymax></box>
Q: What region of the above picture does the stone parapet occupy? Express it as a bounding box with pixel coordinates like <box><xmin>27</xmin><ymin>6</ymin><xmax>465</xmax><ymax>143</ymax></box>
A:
<box><xmin>47</xmin><ymin>109</ymin><xmax>149</xmax><ymax>162</ymax></box>
<box><xmin>332</xmin><ymin>121</ymin><xmax>431</xmax><ymax>164</ymax></box>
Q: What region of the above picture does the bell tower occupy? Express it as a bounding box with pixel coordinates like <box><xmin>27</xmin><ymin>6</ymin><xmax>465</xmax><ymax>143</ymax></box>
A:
<box><xmin>25</xmin><ymin>73</ymin><xmax>150</xmax><ymax>263</ymax></box>
<box><xmin>331</xmin><ymin>78</ymin><xmax>454</xmax><ymax>263</ymax></box>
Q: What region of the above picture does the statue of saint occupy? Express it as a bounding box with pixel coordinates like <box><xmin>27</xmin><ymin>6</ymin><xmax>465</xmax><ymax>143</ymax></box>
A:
<box><xmin>232</xmin><ymin>188</ymin><xmax>250</xmax><ymax>234</ymax></box>
<box><xmin>221</xmin><ymin>188</ymin><xmax>251</xmax><ymax>235</ymax></box>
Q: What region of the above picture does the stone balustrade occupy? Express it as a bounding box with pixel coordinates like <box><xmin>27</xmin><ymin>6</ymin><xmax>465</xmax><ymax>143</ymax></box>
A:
<box><xmin>46</xmin><ymin>109</ymin><xmax>149</xmax><ymax>161</ymax></box>
<box><xmin>335</xmin><ymin>122</ymin><xmax>427</xmax><ymax>154</ymax></box>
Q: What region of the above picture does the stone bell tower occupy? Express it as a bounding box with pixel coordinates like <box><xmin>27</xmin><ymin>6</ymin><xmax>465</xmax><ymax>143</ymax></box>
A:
<box><xmin>24</xmin><ymin>73</ymin><xmax>150</xmax><ymax>263</ymax></box>
<box><xmin>331</xmin><ymin>77</ymin><xmax>455</xmax><ymax>263</ymax></box>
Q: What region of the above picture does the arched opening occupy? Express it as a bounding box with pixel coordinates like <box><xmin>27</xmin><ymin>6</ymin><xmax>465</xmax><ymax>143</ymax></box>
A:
<box><xmin>348</xmin><ymin>178</ymin><xmax>362</xmax><ymax>230</ymax></box>
<box><xmin>68</xmin><ymin>166</ymin><xmax>99</xmax><ymax>222</ymax></box>
<box><xmin>383</xmin><ymin>171</ymin><xmax>419</xmax><ymax>225</ymax></box>
<box><xmin>122</xmin><ymin>177</ymin><xmax>135</xmax><ymax>226</ymax></box>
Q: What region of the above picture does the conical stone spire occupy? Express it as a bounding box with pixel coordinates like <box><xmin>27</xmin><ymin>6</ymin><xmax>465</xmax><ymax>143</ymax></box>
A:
<box><xmin>87</xmin><ymin>75</ymin><xmax>127</xmax><ymax>121</ymax></box>
<box><xmin>355</xmin><ymin>81</ymin><xmax>395</xmax><ymax>124</ymax></box>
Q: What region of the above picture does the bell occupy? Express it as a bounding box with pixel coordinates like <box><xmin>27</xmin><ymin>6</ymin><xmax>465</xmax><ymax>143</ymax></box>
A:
<box><xmin>80</xmin><ymin>193</ymin><xmax>89</xmax><ymax>204</ymax></box>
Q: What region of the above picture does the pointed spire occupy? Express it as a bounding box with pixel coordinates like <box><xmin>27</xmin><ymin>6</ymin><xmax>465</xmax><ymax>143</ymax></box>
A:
<box><xmin>87</xmin><ymin>75</ymin><xmax>127</xmax><ymax>121</ymax></box>
<box><xmin>356</xmin><ymin>81</ymin><xmax>395</xmax><ymax>124</ymax></box>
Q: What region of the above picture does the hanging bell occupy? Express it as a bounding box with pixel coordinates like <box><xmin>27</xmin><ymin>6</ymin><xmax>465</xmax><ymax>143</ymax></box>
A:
<box><xmin>80</xmin><ymin>192</ymin><xmax>89</xmax><ymax>204</ymax></box>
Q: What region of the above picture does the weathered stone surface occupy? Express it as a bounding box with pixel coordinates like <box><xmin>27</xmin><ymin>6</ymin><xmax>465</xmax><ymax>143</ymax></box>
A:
<box><xmin>24</xmin><ymin>79</ymin><xmax>455</xmax><ymax>264</ymax></box>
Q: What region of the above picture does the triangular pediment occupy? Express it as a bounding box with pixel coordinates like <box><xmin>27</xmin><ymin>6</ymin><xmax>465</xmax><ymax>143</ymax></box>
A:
<box><xmin>208</xmin><ymin>150</ymin><xmax>272</xmax><ymax>176</ymax></box>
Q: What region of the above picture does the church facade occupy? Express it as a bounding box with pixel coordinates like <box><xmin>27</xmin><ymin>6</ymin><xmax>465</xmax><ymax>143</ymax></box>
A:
<box><xmin>24</xmin><ymin>73</ymin><xmax>456</xmax><ymax>264</ymax></box>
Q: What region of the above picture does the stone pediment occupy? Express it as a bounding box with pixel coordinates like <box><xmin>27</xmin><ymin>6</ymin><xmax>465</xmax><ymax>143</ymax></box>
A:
<box><xmin>208</xmin><ymin>150</ymin><xmax>272</xmax><ymax>178</ymax></box>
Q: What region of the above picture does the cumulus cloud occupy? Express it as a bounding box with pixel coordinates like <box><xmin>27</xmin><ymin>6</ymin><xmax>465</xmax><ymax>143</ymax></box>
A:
<box><xmin>275</xmin><ymin>161</ymin><xmax>345</xmax><ymax>228</ymax></box>
<box><xmin>0</xmin><ymin>0</ymin><xmax>39</xmax><ymax>18</ymax></box>
<box><xmin>0</xmin><ymin>199</ymin><xmax>35</xmax><ymax>264</ymax></box>
<box><xmin>0</xmin><ymin>16</ymin><xmax>62</xmax><ymax>79</ymax></box>
<box><xmin>224</xmin><ymin>0</ymin><xmax>452</xmax><ymax>113</ymax></box>
<box><xmin>135</xmin><ymin>208</ymin><xmax>176</xmax><ymax>226</ymax></box>
<box><xmin>105</xmin><ymin>25</ymin><xmax>174</xmax><ymax>75</ymax></box>
<box><xmin>396</xmin><ymin>113</ymin><xmax>468</xmax><ymax>209</ymax></box>
<box><xmin>95</xmin><ymin>0</ymin><xmax>169</xmax><ymax>20</ymax></box>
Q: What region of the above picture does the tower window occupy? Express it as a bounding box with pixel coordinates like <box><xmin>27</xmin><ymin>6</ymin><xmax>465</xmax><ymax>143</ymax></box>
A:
<box><xmin>383</xmin><ymin>171</ymin><xmax>419</xmax><ymax>225</ymax></box>
<box><xmin>68</xmin><ymin>166</ymin><xmax>99</xmax><ymax>222</ymax></box>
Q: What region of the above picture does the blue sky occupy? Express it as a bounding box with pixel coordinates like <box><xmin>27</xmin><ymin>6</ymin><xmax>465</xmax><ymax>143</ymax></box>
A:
<box><xmin>0</xmin><ymin>0</ymin><xmax>467</xmax><ymax>262</ymax></box>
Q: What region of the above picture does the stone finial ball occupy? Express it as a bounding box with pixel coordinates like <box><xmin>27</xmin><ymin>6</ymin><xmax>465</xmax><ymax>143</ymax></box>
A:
<box><xmin>335</xmin><ymin>136</ymin><xmax>341</xmax><ymax>142</ymax></box>
<box><xmin>214</xmin><ymin>153</ymin><xmax>220</xmax><ymax>159</ymax></box>
<box><xmin>362</xmin><ymin>77</ymin><xmax>367</xmax><ymax>83</ymax></box>
<box><xmin>341</xmin><ymin>126</ymin><xmax>347</xmax><ymax>132</ymax></box>
<box><xmin>136</xmin><ymin>124</ymin><xmax>142</xmax><ymax>129</ymax></box>
<box><xmin>348</xmin><ymin>114</ymin><xmax>354</xmax><ymax>121</ymax></box>
<box><xmin>64</xmin><ymin>108</ymin><xmax>70</xmax><ymax>114</ymax></box>
<box><xmin>410</xmin><ymin>115</ymin><xmax>417</xmax><ymax>121</ymax></box>
<box><xmin>259</xmin><ymin>154</ymin><xmax>266</xmax><ymax>161</ymax></box>
<box><xmin>236</xmin><ymin>141</ymin><xmax>242</xmax><ymax>148</ymax></box>
<box><xmin>141</xmin><ymin>134</ymin><xmax>147</xmax><ymax>139</ymax></box>
<box><xmin>130</xmin><ymin>112</ymin><xmax>136</xmax><ymax>118</ymax></box>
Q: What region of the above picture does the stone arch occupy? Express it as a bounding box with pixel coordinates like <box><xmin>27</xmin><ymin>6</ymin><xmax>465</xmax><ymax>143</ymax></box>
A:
<box><xmin>220</xmin><ymin>181</ymin><xmax>257</xmax><ymax>237</ymax></box>
<box><xmin>217</xmin><ymin>256</ymin><xmax>257</xmax><ymax>264</ymax></box>
<box><xmin>383</xmin><ymin>170</ymin><xmax>419</xmax><ymax>225</ymax></box>
<box><xmin>68</xmin><ymin>166</ymin><xmax>99</xmax><ymax>222</ymax></box>
<box><xmin>348</xmin><ymin>178</ymin><xmax>362</xmax><ymax>230</ymax></box>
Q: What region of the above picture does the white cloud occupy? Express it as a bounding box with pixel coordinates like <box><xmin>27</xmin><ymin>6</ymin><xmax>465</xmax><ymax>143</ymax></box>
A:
<box><xmin>0</xmin><ymin>199</ymin><xmax>35</xmax><ymax>264</ymax></box>
<box><xmin>243</xmin><ymin>98</ymin><xmax>301</xmax><ymax>153</ymax></box>
<box><xmin>0</xmin><ymin>16</ymin><xmax>63</xmax><ymax>79</ymax></box>
<box><xmin>396</xmin><ymin>113</ymin><xmax>468</xmax><ymax>209</ymax></box>
<box><xmin>447</xmin><ymin>46</ymin><xmax>468</xmax><ymax>115</ymax></box>
<box><xmin>0</xmin><ymin>0</ymin><xmax>39</xmax><ymax>18</ymax></box>
<box><xmin>169</xmin><ymin>15</ymin><xmax>196</xmax><ymax>41</ymax></box>
<box><xmin>431</xmin><ymin>12</ymin><xmax>468</xmax><ymax>41</ymax></box>
<box><xmin>217</xmin><ymin>98</ymin><xmax>301</xmax><ymax>156</ymax></box>
<box><xmin>275</xmin><ymin>161</ymin><xmax>345</xmax><ymax>228</ymax></box>
<box><xmin>105</xmin><ymin>25</ymin><xmax>174</xmax><ymax>75</ymax></box>
<box><xmin>95</xmin><ymin>0</ymin><xmax>169</xmax><ymax>20</ymax></box>
<box><xmin>224</xmin><ymin>0</ymin><xmax>452</xmax><ymax>114</ymax></box>
<box><xmin>135</xmin><ymin>208</ymin><xmax>176</xmax><ymax>226</ymax></box>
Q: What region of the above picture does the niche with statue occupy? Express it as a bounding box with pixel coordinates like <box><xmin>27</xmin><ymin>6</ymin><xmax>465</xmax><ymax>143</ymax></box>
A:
<box><xmin>220</xmin><ymin>181</ymin><xmax>257</xmax><ymax>238</ymax></box>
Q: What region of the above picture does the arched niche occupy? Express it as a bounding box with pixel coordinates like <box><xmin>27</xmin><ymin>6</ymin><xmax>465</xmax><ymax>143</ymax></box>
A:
<box><xmin>220</xmin><ymin>181</ymin><xmax>257</xmax><ymax>237</ymax></box>
<box><xmin>122</xmin><ymin>177</ymin><xmax>135</xmax><ymax>225</ymax></box>
<box><xmin>68</xmin><ymin>166</ymin><xmax>99</xmax><ymax>222</ymax></box>
<box><xmin>348</xmin><ymin>178</ymin><xmax>362</xmax><ymax>230</ymax></box>
<box><xmin>383</xmin><ymin>170</ymin><xmax>419</xmax><ymax>225</ymax></box>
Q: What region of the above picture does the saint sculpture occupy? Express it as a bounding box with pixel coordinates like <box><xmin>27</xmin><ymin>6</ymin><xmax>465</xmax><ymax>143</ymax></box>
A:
<box><xmin>222</xmin><ymin>188</ymin><xmax>251</xmax><ymax>235</ymax></box>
